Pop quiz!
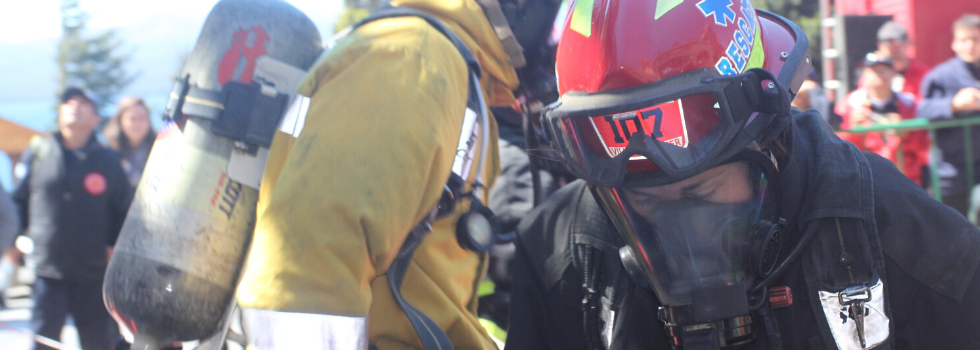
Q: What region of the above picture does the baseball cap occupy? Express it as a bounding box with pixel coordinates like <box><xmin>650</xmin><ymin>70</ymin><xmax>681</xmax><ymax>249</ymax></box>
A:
<box><xmin>877</xmin><ymin>21</ymin><xmax>908</xmax><ymax>42</ymax></box>
<box><xmin>60</xmin><ymin>87</ymin><xmax>94</xmax><ymax>106</ymax></box>
<box><xmin>863</xmin><ymin>53</ymin><xmax>894</xmax><ymax>68</ymax></box>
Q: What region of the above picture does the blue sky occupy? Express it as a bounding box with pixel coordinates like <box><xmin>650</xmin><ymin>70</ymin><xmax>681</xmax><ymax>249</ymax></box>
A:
<box><xmin>0</xmin><ymin>0</ymin><xmax>343</xmax><ymax>102</ymax></box>
<box><xmin>0</xmin><ymin>0</ymin><xmax>343</xmax><ymax>44</ymax></box>
<box><xmin>0</xmin><ymin>0</ymin><xmax>344</xmax><ymax>131</ymax></box>
<box><xmin>0</xmin><ymin>0</ymin><xmax>344</xmax><ymax>186</ymax></box>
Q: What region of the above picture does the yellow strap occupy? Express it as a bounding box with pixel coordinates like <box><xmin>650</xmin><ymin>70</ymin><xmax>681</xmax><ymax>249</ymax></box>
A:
<box><xmin>169</xmin><ymin>92</ymin><xmax>226</xmax><ymax>110</ymax></box>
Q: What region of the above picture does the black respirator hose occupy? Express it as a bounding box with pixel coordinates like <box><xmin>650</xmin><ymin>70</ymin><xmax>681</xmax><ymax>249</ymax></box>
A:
<box><xmin>517</xmin><ymin>62</ymin><xmax>549</xmax><ymax>207</ymax></box>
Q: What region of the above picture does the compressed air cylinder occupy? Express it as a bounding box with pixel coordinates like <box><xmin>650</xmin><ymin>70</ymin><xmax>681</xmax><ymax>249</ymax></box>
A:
<box><xmin>102</xmin><ymin>0</ymin><xmax>322</xmax><ymax>348</ymax></box>
<box><xmin>105</xmin><ymin>119</ymin><xmax>257</xmax><ymax>347</ymax></box>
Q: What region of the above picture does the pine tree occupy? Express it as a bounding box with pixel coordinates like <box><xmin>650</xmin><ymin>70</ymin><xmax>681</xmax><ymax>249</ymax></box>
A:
<box><xmin>56</xmin><ymin>0</ymin><xmax>134</xmax><ymax>115</ymax></box>
<box><xmin>753</xmin><ymin>0</ymin><xmax>822</xmax><ymax>73</ymax></box>
<box><xmin>333</xmin><ymin>0</ymin><xmax>385</xmax><ymax>33</ymax></box>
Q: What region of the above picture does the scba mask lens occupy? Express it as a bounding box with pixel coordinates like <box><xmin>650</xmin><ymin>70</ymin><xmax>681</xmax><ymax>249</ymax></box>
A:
<box><xmin>645</xmin><ymin>197</ymin><xmax>778</xmax><ymax>292</ymax></box>
<box><xmin>595</xmin><ymin>159</ymin><xmax>782</xmax><ymax>347</ymax></box>
<box><xmin>618</xmin><ymin>161</ymin><xmax>777</xmax><ymax>300</ymax></box>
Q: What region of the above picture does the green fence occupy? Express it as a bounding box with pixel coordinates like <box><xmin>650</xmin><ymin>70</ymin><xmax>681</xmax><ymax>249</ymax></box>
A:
<box><xmin>844</xmin><ymin>116</ymin><xmax>980</xmax><ymax>202</ymax></box>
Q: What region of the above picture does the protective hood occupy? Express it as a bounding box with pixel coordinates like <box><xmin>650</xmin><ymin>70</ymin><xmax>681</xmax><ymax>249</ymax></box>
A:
<box><xmin>392</xmin><ymin>0</ymin><xmax>521</xmax><ymax>106</ymax></box>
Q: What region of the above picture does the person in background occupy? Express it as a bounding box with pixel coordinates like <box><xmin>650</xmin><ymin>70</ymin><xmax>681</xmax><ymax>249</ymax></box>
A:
<box><xmin>102</xmin><ymin>97</ymin><xmax>155</xmax><ymax>188</ymax></box>
<box><xmin>0</xmin><ymin>186</ymin><xmax>20</xmax><ymax>308</ymax></box>
<box><xmin>13</xmin><ymin>88</ymin><xmax>130</xmax><ymax>350</ymax></box>
<box><xmin>837</xmin><ymin>53</ymin><xmax>929</xmax><ymax>186</ymax></box>
<box><xmin>917</xmin><ymin>14</ymin><xmax>980</xmax><ymax>215</ymax></box>
<box><xmin>875</xmin><ymin>20</ymin><xmax>931</xmax><ymax>101</ymax></box>
<box><xmin>792</xmin><ymin>68</ymin><xmax>835</xmax><ymax>126</ymax></box>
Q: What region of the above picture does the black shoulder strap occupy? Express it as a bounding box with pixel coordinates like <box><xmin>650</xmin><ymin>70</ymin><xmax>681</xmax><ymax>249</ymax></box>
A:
<box><xmin>386</xmin><ymin>211</ymin><xmax>454</xmax><ymax>350</ymax></box>
<box><xmin>790</xmin><ymin>114</ymin><xmax>891</xmax><ymax>349</ymax></box>
<box><xmin>352</xmin><ymin>7</ymin><xmax>484</xmax><ymax>350</ymax></box>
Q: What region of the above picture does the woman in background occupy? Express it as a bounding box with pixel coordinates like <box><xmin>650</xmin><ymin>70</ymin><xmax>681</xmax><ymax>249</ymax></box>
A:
<box><xmin>103</xmin><ymin>97</ymin><xmax>155</xmax><ymax>187</ymax></box>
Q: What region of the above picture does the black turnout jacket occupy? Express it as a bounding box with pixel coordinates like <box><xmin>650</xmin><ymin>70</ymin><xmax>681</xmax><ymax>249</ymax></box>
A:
<box><xmin>505</xmin><ymin>111</ymin><xmax>980</xmax><ymax>350</ymax></box>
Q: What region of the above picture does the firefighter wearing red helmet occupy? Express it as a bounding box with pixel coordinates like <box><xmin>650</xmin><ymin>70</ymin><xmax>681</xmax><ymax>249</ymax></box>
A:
<box><xmin>505</xmin><ymin>0</ymin><xmax>980</xmax><ymax>349</ymax></box>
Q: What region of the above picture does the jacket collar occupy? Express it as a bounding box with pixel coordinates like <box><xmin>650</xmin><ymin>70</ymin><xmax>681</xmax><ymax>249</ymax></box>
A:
<box><xmin>787</xmin><ymin>110</ymin><xmax>875</xmax><ymax>225</ymax></box>
<box><xmin>54</xmin><ymin>131</ymin><xmax>101</xmax><ymax>155</ymax></box>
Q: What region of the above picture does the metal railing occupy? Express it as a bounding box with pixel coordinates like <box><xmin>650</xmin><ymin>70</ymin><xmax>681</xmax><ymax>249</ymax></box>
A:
<box><xmin>844</xmin><ymin>115</ymin><xmax>980</xmax><ymax>202</ymax></box>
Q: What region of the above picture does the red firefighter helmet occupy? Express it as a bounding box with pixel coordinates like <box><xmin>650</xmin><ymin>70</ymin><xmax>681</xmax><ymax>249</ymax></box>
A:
<box><xmin>543</xmin><ymin>3</ymin><xmax>811</xmax><ymax>345</ymax></box>
<box><xmin>544</xmin><ymin>0</ymin><xmax>810</xmax><ymax>187</ymax></box>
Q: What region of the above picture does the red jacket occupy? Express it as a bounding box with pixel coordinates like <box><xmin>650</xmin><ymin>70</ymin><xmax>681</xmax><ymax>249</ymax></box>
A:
<box><xmin>836</xmin><ymin>90</ymin><xmax>930</xmax><ymax>185</ymax></box>
<box><xmin>901</xmin><ymin>60</ymin><xmax>930</xmax><ymax>102</ymax></box>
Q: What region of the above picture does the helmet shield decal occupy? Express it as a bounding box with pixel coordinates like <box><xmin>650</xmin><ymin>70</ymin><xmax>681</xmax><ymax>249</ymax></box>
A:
<box><xmin>588</xmin><ymin>98</ymin><xmax>691</xmax><ymax>158</ymax></box>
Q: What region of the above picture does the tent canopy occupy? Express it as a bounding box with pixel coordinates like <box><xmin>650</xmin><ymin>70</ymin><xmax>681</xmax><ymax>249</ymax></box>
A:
<box><xmin>0</xmin><ymin>117</ymin><xmax>45</xmax><ymax>156</ymax></box>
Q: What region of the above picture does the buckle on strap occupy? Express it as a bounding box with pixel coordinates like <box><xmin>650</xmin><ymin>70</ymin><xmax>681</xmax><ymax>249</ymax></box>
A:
<box><xmin>838</xmin><ymin>285</ymin><xmax>872</xmax><ymax>348</ymax></box>
<box><xmin>164</xmin><ymin>74</ymin><xmax>192</xmax><ymax>121</ymax></box>
<box><xmin>165</xmin><ymin>75</ymin><xmax>227</xmax><ymax>122</ymax></box>
<box><xmin>163</xmin><ymin>76</ymin><xmax>290</xmax><ymax>153</ymax></box>
<box><xmin>210</xmin><ymin>81</ymin><xmax>289</xmax><ymax>152</ymax></box>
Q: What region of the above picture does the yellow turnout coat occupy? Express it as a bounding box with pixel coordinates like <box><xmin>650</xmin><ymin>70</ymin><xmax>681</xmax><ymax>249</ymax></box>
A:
<box><xmin>236</xmin><ymin>0</ymin><xmax>520</xmax><ymax>348</ymax></box>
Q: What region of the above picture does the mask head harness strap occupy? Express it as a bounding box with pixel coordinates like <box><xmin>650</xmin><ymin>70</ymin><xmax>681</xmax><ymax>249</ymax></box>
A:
<box><xmin>474</xmin><ymin>0</ymin><xmax>526</xmax><ymax>68</ymax></box>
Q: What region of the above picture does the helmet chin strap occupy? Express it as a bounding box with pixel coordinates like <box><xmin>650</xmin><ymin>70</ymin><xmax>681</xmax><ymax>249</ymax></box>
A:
<box><xmin>473</xmin><ymin>0</ymin><xmax>527</xmax><ymax>68</ymax></box>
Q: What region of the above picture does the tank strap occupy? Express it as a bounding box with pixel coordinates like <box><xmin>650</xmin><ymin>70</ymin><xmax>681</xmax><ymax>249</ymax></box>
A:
<box><xmin>163</xmin><ymin>56</ymin><xmax>309</xmax><ymax>151</ymax></box>
<box><xmin>165</xmin><ymin>76</ymin><xmax>224</xmax><ymax>120</ymax></box>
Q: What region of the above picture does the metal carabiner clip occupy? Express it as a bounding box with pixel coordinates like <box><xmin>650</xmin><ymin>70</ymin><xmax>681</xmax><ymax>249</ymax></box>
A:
<box><xmin>839</xmin><ymin>285</ymin><xmax>873</xmax><ymax>348</ymax></box>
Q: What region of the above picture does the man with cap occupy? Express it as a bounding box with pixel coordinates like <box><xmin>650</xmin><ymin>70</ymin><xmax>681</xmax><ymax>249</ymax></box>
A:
<box><xmin>874</xmin><ymin>20</ymin><xmax>931</xmax><ymax>101</ymax></box>
<box><xmin>0</xmin><ymin>175</ymin><xmax>20</xmax><ymax>308</ymax></box>
<box><xmin>917</xmin><ymin>14</ymin><xmax>980</xmax><ymax>216</ymax></box>
<box><xmin>13</xmin><ymin>87</ymin><xmax>131</xmax><ymax>350</ymax></box>
<box><xmin>837</xmin><ymin>53</ymin><xmax>928</xmax><ymax>186</ymax></box>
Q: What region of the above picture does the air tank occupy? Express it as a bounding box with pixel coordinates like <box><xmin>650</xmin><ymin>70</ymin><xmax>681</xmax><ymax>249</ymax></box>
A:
<box><xmin>102</xmin><ymin>0</ymin><xmax>322</xmax><ymax>348</ymax></box>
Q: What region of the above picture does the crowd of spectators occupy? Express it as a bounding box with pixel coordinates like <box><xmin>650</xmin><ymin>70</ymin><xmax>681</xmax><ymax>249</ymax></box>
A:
<box><xmin>828</xmin><ymin>14</ymin><xmax>980</xmax><ymax>217</ymax></box>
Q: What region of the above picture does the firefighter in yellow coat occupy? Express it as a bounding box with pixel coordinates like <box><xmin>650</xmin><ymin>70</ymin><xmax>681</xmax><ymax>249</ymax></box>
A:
<box><xmin>235</xmin><ymin>0</ymin><xmax>563</xmax><ymax>348</ymax></box>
